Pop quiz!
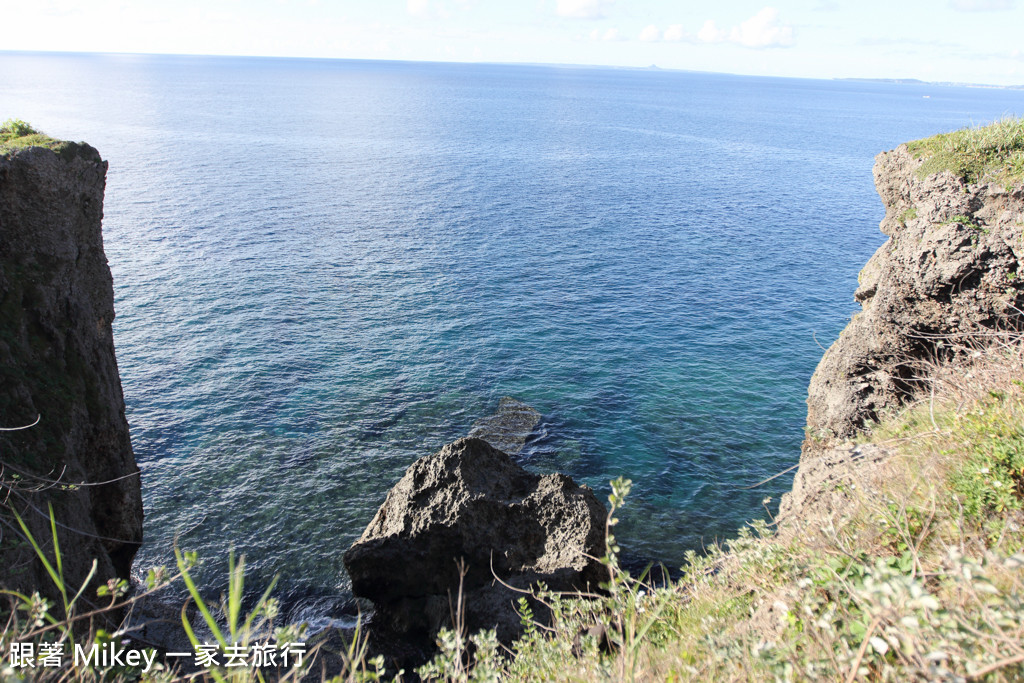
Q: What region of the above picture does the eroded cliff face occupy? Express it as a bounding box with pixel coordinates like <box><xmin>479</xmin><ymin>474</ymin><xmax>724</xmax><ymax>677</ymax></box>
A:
<box><xmin>0</xmin><ymin>144</ymin><xmax>143</xmax><ymax>605</ymax></box>
<box><xmin>806</xmin><ymin>145</ymin><xmax>1024</xmax><ymax>440</ymax></box>
<box><xmin>780</xmin><ymin>142</ymin><xmax>1024</xmax><ymax>522</ymax></box>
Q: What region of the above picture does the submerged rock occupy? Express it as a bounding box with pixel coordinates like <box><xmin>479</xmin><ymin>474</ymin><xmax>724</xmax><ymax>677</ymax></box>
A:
<box><xmin>343</xmin><ymin>437</ymin><xmax>607</xmax><ymax>643</ymax></box>
<box><xmin>467</xmin><ymin>396</ymin><xmax>541</xmax><ymax>455</ymax></box>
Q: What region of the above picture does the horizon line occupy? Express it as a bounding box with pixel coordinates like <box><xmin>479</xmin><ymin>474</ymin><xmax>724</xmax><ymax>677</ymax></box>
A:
<box><xmin>3</xmin><ymin>48</ymin><xmax>1022</xmax><ymax>91</ymax></box>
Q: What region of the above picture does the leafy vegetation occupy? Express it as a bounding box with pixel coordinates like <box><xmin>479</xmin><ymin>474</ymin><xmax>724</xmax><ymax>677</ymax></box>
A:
<box><xmin>907</xmin><ymin>117</ymin><xmax>1024</xmax><ymax>184</ymax></box>
<box><xmin>0</xmin><ymin>119</ymin><xmax>66</xmax><ymax>156</ymax></box>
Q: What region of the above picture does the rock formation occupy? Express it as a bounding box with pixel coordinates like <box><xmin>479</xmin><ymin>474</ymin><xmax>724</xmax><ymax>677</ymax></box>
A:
<box><xmin>806</xmin><ymin>145</ymin><xmax>1024</xmax><ymax>439</ymax></box>
<box><xmin>781</xmin><ymin>134</ymin><xmax>1024</xmax><ymax>524</ymax></box>
<box><xmin>343</xmin><ymin>437</ymin><xmax>607</xmax><ymax>643</ymax></box>
<box><xmin>0</xmin><ymin>144</ymin><xmax>143</xmax><ymax>608</ymax></box>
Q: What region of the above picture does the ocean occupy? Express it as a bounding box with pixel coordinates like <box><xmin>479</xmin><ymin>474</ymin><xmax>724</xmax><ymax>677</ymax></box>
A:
<box><xmin>2</xmin><ymin>51</ymin><xmax>1022</xmax><ymax>622</ymax></box>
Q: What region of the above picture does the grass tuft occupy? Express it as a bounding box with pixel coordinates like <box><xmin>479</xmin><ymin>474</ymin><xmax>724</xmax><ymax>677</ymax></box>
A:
<box><xmin>906</xmin><ymin>117</ymin><xmax>1024</xmax><ymax>184</ymax></box>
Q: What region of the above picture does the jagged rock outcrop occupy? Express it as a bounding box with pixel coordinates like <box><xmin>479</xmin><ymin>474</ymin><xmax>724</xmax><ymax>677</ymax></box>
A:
<box><xmin>343</xmin><ymin>437</ymin><xmax>607</xmax><ymax>643</ymax></box>
<box><xmin>0</xmin><ymin>144</ymin><xmax>143</xmax><ymax>607</ymax></box>
<box><xmin>806</xmin><ymin>145</ymin><xmax>1024</xmax><ymax>439</ymax></box>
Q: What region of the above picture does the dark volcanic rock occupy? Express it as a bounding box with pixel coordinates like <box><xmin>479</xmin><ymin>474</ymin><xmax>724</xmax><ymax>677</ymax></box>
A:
<box><xmin>343</xmin><ymin>437</ymin><xmax>607</xmax><ymax>643</ymax></box>
<box><xmin>0</xmin><ymin>144</ymin><xmax>143</xmax><ymax>610</ymax></box>
<box><xmin>467</xmin><ymin>396</ymin><xmax>541</xmax><ymax>455</ymax></box>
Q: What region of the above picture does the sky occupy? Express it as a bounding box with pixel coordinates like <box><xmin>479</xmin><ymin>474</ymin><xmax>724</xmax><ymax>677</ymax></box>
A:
<box><xmin>4</xmin><ymin>0</ymin><xmax>1024</xmax><ymax>85</ymax></box>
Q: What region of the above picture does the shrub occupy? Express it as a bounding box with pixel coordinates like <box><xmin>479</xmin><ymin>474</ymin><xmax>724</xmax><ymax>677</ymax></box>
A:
<box><xmin>0</xmin><ymin>119</ymin><xmax>63</xmax><ymax>154</ymax></box>
<box><xmin>0</xmin><ymin>119</ymin><xmax>38</xmax><ymax>140</ymax></box>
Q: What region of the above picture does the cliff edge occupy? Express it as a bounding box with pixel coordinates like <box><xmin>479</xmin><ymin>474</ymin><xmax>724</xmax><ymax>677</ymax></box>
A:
<box><xmin>806</xmin><ymin>138</ymin><xmax>1024</xmax><ymax>440</ymax></box>
<box><xmin>489</xmin><ymin>122</ymin><xmax>1024</xmax><ymax>681</ymax></box>
<box><xmin>0</xmin><ymin>134</ymin><xmax>143</xmax><ymax>605</ymax></box>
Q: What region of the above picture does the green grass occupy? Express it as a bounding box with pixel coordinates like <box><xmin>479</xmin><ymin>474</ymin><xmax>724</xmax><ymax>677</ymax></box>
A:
<box><xmin>906</xmin><ymin>117</ymin><xmax>1024</xmax><ymax>184</ymax></box>
<box><xmin>0</xmin><ymin>119</ymin><xmax>68</xmax><ymax>156</ymax></box>
<box><xmin>0</xmin><ymin>508</ymin><xmax>318</xmax><ymax>682</ymax></box>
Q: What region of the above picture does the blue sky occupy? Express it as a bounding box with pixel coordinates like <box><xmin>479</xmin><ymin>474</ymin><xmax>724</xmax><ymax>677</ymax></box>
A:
<box><xmin>5</xmin><ymin>0</ymin><xmax>1024</xmax><ymax>85</ymax></box>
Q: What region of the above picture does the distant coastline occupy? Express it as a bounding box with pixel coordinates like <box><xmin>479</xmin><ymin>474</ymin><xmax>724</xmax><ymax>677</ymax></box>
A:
<box><xmin>836</xmin><ymin>76</ymin><xmax>1024</xmax><ymax>90</ymax></box>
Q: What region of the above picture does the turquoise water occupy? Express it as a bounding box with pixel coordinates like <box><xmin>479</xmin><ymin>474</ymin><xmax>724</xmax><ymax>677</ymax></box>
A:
<box><xmin>3</xmin><ymin>52</ymin><xmax>1023</xmax><ymax>618</ymax></box>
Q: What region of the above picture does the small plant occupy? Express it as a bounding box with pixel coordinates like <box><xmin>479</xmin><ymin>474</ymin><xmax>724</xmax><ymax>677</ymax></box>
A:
<box><xmin>898</xmin><ymin>206</ymin><xmax>918</xmax><ymax>226</ymax></box>
<box><xmin>417</xmin><ymin>628</ymin><xmax>500</xmax><ymax>683</ymax></box>
<box><xmin>945</xmin><ymin>214</ymin><xmax>978</xmax><ymax>228</ymax></box>
<box><xmin>0</xmin><ymin>505</ymin><xmax>175</xmax><ymax>681</ymax></box>
<box><xmin>0</xmin><ymin>119</ymin><xmax>38</xmax><ymax>139</ymax></box>
<box><xmin>950</xmin><ymin>427</ymin><xmax>1024</xmax><ymax>519</ymax></box>
<box><xmin>335</xmin><ymin>620</ymin><xmax>389</xmax><ymax>683</ymax></box>
<box><xmin>0</xmin><ymin>498</ymin><xmax>315</xmax><ymax>680</ymax></box>
<box><xmin>175</xmin><ymin>547</ymin><xmax>316</xmax><ymax>682</ymax></box>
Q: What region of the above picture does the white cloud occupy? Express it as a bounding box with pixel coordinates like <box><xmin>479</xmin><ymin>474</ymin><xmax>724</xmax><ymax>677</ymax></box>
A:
<box><xmin>589</xmin><ymin>27</ymin><xmax>622</xmax><ymax>41</ymax></box>
<box><xmin>950</xmin><ymin>0</ymin><xmax>1015</xmax><ymax>10</ymax></box>
<box><xmin>407</xmin><ymin>0</ymin><xmax>430</xmax><ymax>17</ymax></box>
<box><xmin>639</xmin><ymin>24</ymin><xmax>661</xmax><ymax>42</ymax></box>
<box><xmin>663</xmin><ymin>24</ymin><xmax>687</xmax><ymax>42</ymax></box>
<box><xmin>730</xmin><ymin>7</ymin><xmax>794</xmax><ymax>48</ymax></box>
<box><xmin>557</xmin><ymin>0</ymin><xmax>613</xmax><ymax>19</ymax></box>
<box><xmin>698</xmin><ymin>7</ymin><xmax>794</xmax><ymax>49</ymax></box>
<box><xmin>697</xmin><ymin>20</ymin><xmax>727</xmax><ymax>44</ymax></box>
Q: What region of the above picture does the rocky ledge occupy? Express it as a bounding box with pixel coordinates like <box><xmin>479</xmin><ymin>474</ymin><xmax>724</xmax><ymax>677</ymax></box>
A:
<box><xmin>782</xmin><ymin>130</ymin><xmax>1024</xmax><ymax>523</ymax></box>
<box><xmin>343</xmin><ymin>437</ymin><xmax>607</xmax><ymax>645</ymax></box>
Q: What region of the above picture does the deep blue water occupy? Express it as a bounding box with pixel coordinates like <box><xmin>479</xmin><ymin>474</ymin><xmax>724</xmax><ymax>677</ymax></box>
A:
<box><xmin>3</xmin><ymin>52</ymin><xmax>1023</xmax><ymax>619</ymax></box>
